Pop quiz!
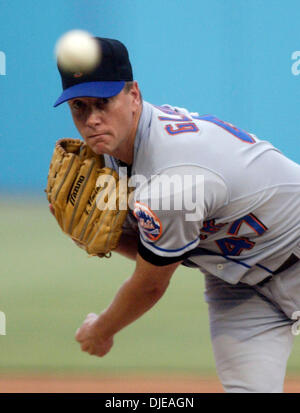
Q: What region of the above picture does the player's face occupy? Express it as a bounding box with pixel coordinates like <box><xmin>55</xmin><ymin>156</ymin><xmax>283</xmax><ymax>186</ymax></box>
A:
<box><xmin>68</xmin><ymin>82</ymin><xmax>141</xmax><ymax>163</ymax></box>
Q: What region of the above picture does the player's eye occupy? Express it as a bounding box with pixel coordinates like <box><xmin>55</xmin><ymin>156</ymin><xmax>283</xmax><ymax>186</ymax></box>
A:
<box><xmin>95</xmin><ymin>98</ymin><xmax>110</xmax><ymax>109</ymax></box>
<box><xmin>71</xmin><ymin>100</ymin><xmax>86</xmax><ymax>111</ymax></box>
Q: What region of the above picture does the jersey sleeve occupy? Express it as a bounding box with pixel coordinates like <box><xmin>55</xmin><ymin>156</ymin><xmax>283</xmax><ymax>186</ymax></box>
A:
<box><xmin>132</xmin><ymin>165</ymin><xmax>228</xmax><ymax>266</ymax></box>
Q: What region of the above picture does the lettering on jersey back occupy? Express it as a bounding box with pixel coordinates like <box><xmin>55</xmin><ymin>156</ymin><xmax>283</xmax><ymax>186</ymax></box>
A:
<box><xmin>201</xmin><ymin>214</ymin><xmax>268</xmax><ymax>256</ymax></box>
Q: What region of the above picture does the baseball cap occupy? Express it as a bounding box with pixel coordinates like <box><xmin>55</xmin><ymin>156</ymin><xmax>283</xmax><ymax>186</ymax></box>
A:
<box><xmin>53</xmin><ymin>37</ymin><xmax>133</xmax><ymax>107</ymax></box>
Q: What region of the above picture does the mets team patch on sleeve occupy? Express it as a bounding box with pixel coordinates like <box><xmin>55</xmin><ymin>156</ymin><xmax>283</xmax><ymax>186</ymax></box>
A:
<box><xmin>133</xmin><ymin>202</ymin><xmax>162</xmax><ymax>242</ymax></box>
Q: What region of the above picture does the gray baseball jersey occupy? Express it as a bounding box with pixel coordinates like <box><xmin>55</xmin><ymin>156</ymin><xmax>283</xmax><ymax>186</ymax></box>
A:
<box><xmin>105</xmin><ymin>101</ymin><xmax>300</xmax><ymax>286</ymax></box>
<box><xmin>104</xmin><ymin>100</ymin><xmax>300</xmax><ymax>392</ymax></box>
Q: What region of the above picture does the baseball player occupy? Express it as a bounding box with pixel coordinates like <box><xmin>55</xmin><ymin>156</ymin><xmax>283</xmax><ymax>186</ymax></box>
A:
<box><xmin>52</xmin><ymin>37</ymin><xmax>300</xmax><ymax>393</ymax></box>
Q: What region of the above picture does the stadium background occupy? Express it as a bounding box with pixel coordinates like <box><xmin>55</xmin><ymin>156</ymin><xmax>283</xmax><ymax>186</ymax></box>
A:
<box><xmin>0</xmin><ymin>0</ymin><xmax>299</xmax><ymax>392</ymax></box>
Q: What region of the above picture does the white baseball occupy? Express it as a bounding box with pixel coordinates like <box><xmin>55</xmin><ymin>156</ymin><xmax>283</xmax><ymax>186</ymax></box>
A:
<box><xmin>55</xmin><ymin>30</ymin><xmax>101</xmax><ymax>73</ymax></box>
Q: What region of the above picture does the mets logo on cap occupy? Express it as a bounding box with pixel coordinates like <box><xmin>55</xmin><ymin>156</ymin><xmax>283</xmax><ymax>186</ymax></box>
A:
<box><xmin>133</xmin><ymin>202</ymin><xmax>162</xmax><ymax>242</ymax></box>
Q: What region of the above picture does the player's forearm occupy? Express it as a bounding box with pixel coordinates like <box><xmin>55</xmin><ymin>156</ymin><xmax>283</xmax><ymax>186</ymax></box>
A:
<box><xmin>114</xmin><ymin>233</ymin><xmax>139</xmax><ymax>260</ymax></box>
<box><xmin>75</xmin><ymin>257</ymin><xmax>180</xmax><ymax>357</ymax></box>
<box><xmin>95</xmin><ymin>275</ymin><xmax>169</xmax><ymax>338</ymax></box>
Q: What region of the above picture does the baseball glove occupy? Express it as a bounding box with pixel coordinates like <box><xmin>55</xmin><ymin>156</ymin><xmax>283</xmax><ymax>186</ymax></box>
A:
<box><xmin>45</xmin><ymin>138</ymin><xmax>129</xmax><ymax>257</ymax></box>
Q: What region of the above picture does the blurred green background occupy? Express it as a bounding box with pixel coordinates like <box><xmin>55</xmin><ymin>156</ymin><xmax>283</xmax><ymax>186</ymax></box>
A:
<box><xmin>1</xmin><ymin>198</ymin><xmax>300</xmax><ymax>378</ymax></box>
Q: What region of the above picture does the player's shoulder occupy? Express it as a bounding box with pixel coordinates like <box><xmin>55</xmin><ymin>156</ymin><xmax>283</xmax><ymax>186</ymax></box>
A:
<box><xmin>147</xmin><ymin>102</ymin><xmax>206</xmax><ymax>146</ymax></box>
<box><xmin>135</xmin><ymin>102</ymin><xmax>222</xmax><ymax>177</ymax></box>
<box><xmin>149</xmin><ymin>103</ymin><xmax>236</xmax><ymax>141</ymax></box>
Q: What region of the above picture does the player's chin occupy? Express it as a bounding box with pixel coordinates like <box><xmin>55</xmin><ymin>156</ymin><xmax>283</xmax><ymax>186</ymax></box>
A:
<box><xmin>87</xmin><ymin>141</ymin><xmax>107</xmax><ymax>155</ymax></box>
<box><xmin>90</xmin><ymin>145</ymin><xmax>104</xmax><ymax>155</ymax></box>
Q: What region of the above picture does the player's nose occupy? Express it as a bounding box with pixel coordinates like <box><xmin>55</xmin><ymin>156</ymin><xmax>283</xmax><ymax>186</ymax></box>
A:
<box><xmin>85</xmin><ymin>106</ymin><xmax>103</xmax><ymax>128</ymax></box>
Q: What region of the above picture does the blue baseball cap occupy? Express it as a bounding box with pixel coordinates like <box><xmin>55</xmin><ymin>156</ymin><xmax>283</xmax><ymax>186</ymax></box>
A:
<box><xmin>54</xmin><ymin>37</ymin><xmax>133</xmax><ymax>107</ymax></box>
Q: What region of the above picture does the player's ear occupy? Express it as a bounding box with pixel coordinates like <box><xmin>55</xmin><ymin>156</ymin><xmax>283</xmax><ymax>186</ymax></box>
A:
<box><xmin>129</xmin><ymin>81</ymin><xmax>142</xmax><ymax>106</ymax></box>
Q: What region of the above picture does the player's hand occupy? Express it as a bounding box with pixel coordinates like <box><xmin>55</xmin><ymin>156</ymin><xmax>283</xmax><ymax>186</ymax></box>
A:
<box><xmin>49</xmin><ymin>204</ymin><xmax>55</xmax><ymax>216</ymax></box>
<box><xmin>75</xmin><ymin>313</ymin><xmax>114</xmax><ymax>357</ymax></box>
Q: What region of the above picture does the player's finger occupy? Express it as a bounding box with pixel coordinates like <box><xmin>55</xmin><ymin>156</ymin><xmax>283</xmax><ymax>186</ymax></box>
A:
<box><xmin>49</xmin><ymin>204</ymin><xmax>55</xmax><ymax>216</ymax></box>
<box><xmin>75</xmin><ymin>327</ymin><xmax>88</xmax><ymax>342</ymax></box>
<box><xmin>80</xmin><ymin>342</ymin><xmax>90</xmax><ymax>352</ymax></box>
<box><xmin>85</xmin><ymin>313</ymin><xmax>98</xmax><ymax>324</ymax></box>
<box><xmin>86</xmin><ymin>312</ymin><xmax>97</xmax><ymax>319</ymax></box>
<box><xmin>75</xmin><ymin>328</ymin><xmax>82</xmax><ymax>341</ymax></box>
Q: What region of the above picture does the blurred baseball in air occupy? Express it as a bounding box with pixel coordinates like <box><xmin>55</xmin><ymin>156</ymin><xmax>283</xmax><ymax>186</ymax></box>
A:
<box><xmin>55</xmin><ymin>30</ymin><xmax>101</xmax><ymax>73</ymax></box>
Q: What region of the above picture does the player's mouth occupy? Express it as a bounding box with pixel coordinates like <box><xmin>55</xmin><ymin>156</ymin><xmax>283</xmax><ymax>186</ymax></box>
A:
<box><xmin>87</xmin><ymin>133</ymin><xmax>108</xmax><ymax>140</ymax></box>
<box><xmin>87</xmin><ymin>133</ymin><xmax>112</xmax><ymax>146</ymax></box>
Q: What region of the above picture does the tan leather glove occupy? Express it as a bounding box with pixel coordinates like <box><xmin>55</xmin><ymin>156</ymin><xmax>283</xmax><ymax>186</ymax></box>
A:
<box><xmin>45</xmin><ymin>138</ymin><xmax>128</xmax><ymax>257</ymax></box>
